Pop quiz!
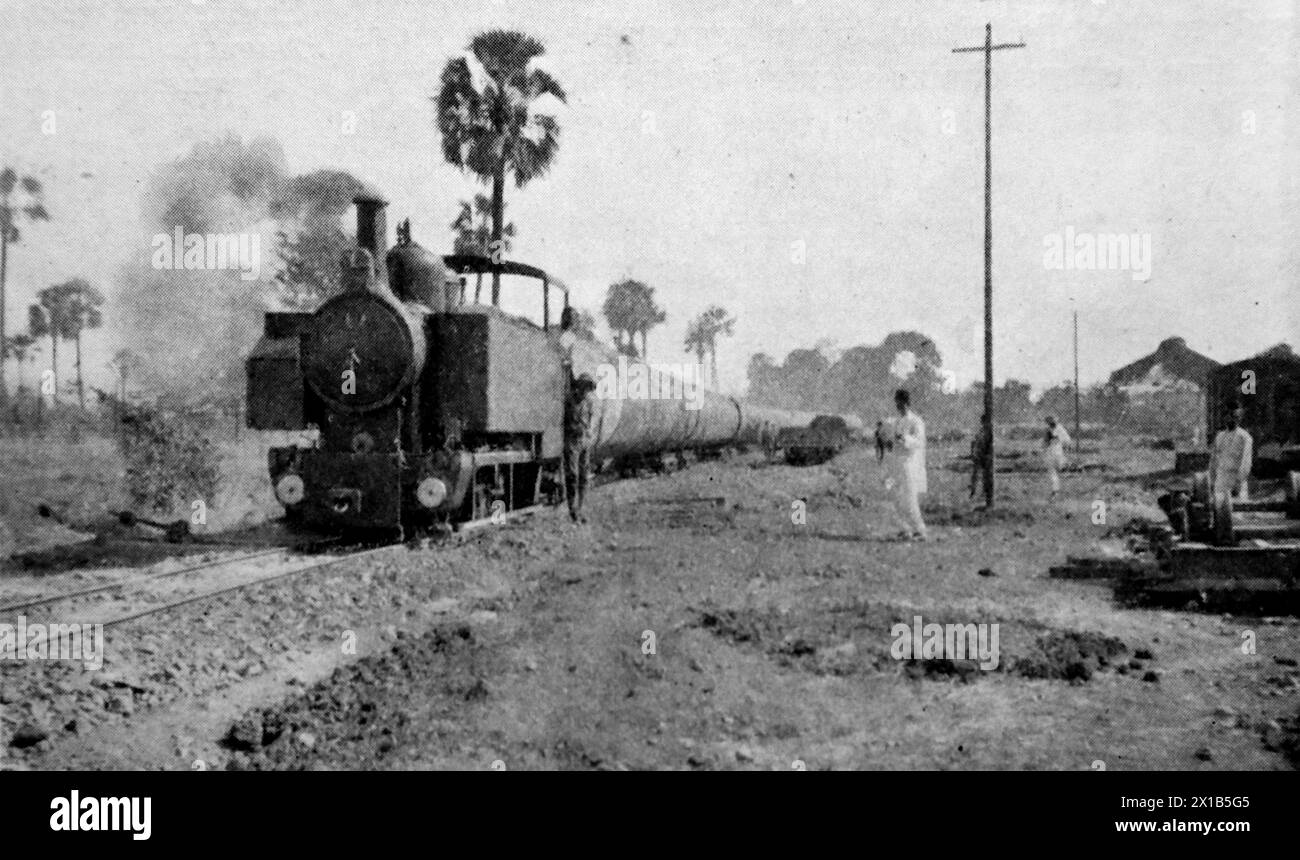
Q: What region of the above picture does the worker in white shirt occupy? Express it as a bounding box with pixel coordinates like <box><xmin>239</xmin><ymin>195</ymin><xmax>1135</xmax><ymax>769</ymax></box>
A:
<box><xmin>889</xmin><ymin>389</ymin><xmax>928</xmax><ymax>540</ymax></box>
<box><xmin>1210</xmin><ymin>401</ymin><xmax>1253</xmax><ymax>503</ymax></box>
<box><xmin>1042</xmin><ymin>415</ymin><xmax>1071</xmax><ymax>497</ymax></box>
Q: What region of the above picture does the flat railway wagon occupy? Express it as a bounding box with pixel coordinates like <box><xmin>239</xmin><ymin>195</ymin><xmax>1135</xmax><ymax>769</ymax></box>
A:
<box><xmin>246</xmin><ymin>195</ymin><xmax>838</xmax><ymax>534</ymax></box>
<box><xmin>779</xmin><ymin>414</ymin><xmax>865</xmax><ymax>465</ymax></box>
<box><xmin>1204</xmin><ymin>345</ymin><xmax>1300</xmax><ymax>476</ymax></box>
<box><xmin>1159</xmin><ymin>345</ymin><xmax>1300</xmax><ymax>552</ymax></box>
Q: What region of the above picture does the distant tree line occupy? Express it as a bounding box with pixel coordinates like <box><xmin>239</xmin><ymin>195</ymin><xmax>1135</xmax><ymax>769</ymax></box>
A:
<box><xmin>748</xmin><ymin>331</ymin><xmax>948</xmax><ymax>421</ymax></box>
<box><xmin>0</xmin><ymin>166</ymin><xmax>50</xmax><ymax>411</ymax></box>
<box><xmin>747</xmin><ymin>335</ymin><xmax>1176</xmax><ymax>438</ymax></box>
<box><xmin>0</xmin><ymin>162</ymin><xmax>108</xmax><ymax>424</ymax></box>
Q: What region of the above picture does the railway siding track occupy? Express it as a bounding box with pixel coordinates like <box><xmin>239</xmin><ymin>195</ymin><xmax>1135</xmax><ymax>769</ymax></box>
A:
<box><xmin>89</xmin><ymin>544</ymin><xmax>398</xmax><ymax>631</ymax></box>
<box><xmin>2</xmin><ymin>503</ymin><xmax>544</xmax><ymax>639</ymax></box>
<box><xmin>0</xmin><ymin>515</ymin><xmax>541</xmax><ymax>766</ymax></box>
<box><xmin>0</xmin><ymin>539</ymin><xmax>392</xmax><ymax>637</ymax></box>
<box><xmin>0</xmin><ymin>489</ymin><xmax>567</xmax><ymax>738</ymax></box>
<box><xmin>0</xmin><ymin>545</ymin><xmax>297</xmax><ymax>616</ymax></box>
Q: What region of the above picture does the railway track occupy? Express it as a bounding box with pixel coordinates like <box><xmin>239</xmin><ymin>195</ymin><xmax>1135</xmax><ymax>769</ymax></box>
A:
<box><xmin>0</xmin><ymin>542</ymin><xmax>328</xmax><ymax>615</ymax></box>
<box><xmin>0</xmin><ymin>538</ymin><xmax>395</xmax><ymax>635</ymax></box>
<box><xmin>3</xmin><ymin>495</ymin><xmax>566</xmax><ymax>641</ymax></box>
<box><xmin>86</xmin><ymin>544</ymin><xmax>399</xmax><ymax>631</ymax></box>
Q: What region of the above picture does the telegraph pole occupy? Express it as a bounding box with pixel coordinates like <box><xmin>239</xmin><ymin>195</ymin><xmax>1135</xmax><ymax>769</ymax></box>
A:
<box><xmin>1073</xmin><ymin>310</ymin><xmax>1081</xmax><ymax>453</ymax></box>
<box><xmin>953</xmin><ymin>23</ymin><xmax>1025</xmax><ymax>508</ymax></box>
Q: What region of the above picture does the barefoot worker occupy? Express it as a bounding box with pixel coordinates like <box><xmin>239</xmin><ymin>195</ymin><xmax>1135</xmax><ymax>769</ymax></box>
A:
<box><xmin>1041</xmin><ymin>415</ymin><xmax>1071</xmax><ymax>497</ymax></box>
<box><xmin>889</xmin><ymin>389</ymin><xmax>928</xmax><ymax>540</ymax></box>
<box><xmin>564</xmin><ymin>373</ymin><xmax>598</xmax><ymax>523</ymax></box>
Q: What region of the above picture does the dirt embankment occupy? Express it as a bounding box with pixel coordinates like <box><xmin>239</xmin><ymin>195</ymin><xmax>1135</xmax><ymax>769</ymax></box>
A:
<box><xmin>8</xmin><ymin>443</ymin><xmax>1300</xmax><ymax>770</ymax></box>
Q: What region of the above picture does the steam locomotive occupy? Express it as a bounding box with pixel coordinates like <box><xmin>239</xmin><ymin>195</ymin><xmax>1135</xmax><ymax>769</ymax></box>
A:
<box><xmin>246</xmin><ymin>194</ymin><xmax>836</xmax><ymax>534</ymax></box>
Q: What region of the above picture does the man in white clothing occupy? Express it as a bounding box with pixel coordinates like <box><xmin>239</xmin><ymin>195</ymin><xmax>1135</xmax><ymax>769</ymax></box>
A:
<box><xmin>1210</xmin><ymin>401</ymin><xmax>1253</xmax><ymax>503</ymax></box>
<box><xmin>1042</xmin><ymin>415</ymin><xmax>1071</xmax><ymax>497</ymax></box>
<box><xmin>889</xmin><ymin>389</ymin><xmax>928</xmax><ymax>540</ymax></box>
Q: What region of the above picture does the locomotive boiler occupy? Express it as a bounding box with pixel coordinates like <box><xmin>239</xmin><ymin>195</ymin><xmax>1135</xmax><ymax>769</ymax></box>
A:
<box><xmin>246</xmin><ymin>194</ymin><xmax>838</xmax><ymax>534</ymax></box>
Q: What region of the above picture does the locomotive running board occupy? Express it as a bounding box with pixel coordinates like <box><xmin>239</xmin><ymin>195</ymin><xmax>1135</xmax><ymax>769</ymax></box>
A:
<box><xmin>469</xmin><ymin>450</ymin><xmax>537</xmax><ymax>466</ymax></box>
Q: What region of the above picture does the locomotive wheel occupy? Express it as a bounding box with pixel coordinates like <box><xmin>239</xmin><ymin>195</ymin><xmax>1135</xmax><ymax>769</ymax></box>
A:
<box><xmin>1190</xmin><ymin>471</ymin><xmax>1211</xmax><ymax>507</ymax></box>
<box><xmin>1185</xmin><ymin>471</ymin><xmax>1212</xmax><ymax>542</ymax></box>
<box><xmin>1166</xmin><ymin>494</ymin><xmax>1189</xmax><ymax>540</ymax></box>
<box><xmin>1287</xmin><ymin>471</ymin><xmax>1300</xmax><ymax>520</ymax></box>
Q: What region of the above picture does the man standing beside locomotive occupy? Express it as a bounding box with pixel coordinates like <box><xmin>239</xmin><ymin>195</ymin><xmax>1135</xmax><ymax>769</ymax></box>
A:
<box><xmin>887</xmin><ymin>389</ymin><xmax>928</xmax><ymax>541</ymax></box>
<box><xmin>565</xmin><ymin>373</ymin><xmax>598</xmax><ymax>524</ymax></box>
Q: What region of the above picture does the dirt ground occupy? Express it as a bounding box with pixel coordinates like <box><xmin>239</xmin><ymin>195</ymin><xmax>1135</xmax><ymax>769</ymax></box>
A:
<box><xmin>4</xmin><ymin>440</ymin><xmax>1299</xmax><ymax>771</ymax></box>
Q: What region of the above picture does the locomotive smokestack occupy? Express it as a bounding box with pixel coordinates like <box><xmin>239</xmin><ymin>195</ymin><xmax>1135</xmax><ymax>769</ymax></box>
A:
<box><xmin>354</xmin><ymin>194</ymin><xmax>388</xmax><ymax>263</ymax></box>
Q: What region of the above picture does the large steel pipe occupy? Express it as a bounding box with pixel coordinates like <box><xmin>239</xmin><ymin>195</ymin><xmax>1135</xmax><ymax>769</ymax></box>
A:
<box><xmin>565</xmin><ymin>337</ymin><xmax>837</xmax><ymax>460</ymax></box>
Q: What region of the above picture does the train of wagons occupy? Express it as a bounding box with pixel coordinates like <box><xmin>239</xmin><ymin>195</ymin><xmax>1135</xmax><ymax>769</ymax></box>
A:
<box><xmin>246</xmin><ymin>194</ymin><xmax>853</xmax><ymax>534</ymax></box>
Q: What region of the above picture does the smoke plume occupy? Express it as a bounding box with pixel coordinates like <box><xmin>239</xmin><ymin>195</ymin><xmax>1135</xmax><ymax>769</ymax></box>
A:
<box><xmin>112</xmin><ymin>135</ymin><xmax>367</xmax><ymax>407</ymax></box>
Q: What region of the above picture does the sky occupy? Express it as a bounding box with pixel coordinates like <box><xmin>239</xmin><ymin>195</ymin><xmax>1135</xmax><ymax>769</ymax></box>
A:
<box><xmin>0</xmin><ymin>0</ymin><xmax>1296</xmax><ymax>396</ymax></box>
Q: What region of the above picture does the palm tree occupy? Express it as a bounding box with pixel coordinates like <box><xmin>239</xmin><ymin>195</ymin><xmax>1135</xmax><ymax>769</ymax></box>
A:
<box><xmin>684</xmin><ymin>319</ymin><xmax>709</xmax><ymax>373</ymax></box>
<box><xmin>4</xmin><ymin>332</ymin><xmax>36</xmax><ymax>394</ymax></box>
<box><xmin>436</xmin><ymin>30</ymin><xmax>566</xmax><ymax>305</ymax></box>
<box><xmin>602</xmin><ymin>279</ymin><xmax>665</xmax><ymax>359</ymax></box>
<box><xmin>47</xmin><ymin>279</ymin><xmax>103</xmax><ymax>409</ymax></box>
<box><xmin>631</xmin><ymin>285</ymin><xmax>666</xmax><ymax>359</ymax></box>
<box><xmin>602</xmin><ymin>280</ymin><xmax>638</xmax><ymax>357</ymax></box>
<box><xmin>30</xmin><ymin>279</ymin><xmax>104</xmax><ymax>409</ymax></box>
<box><xmin>571</xmin><ymin>307</ymin><xmax>598</xmax><ymax>341</ymax></box>
<box><xmin>3</xmin><ymin>332</ymin><xmax>37</xmax><ymax>423</ymax></box>
<box><xmin>1</xmin><ymin>167</ymin><xmax>51</xmax><ymax>405</ymax></box>
<box><xmin>684</xmin><ymin>306</ymin><xmax>735</xmax><ymax>388</ymax></box>
<box><xmin>28</xmin><ymin>303</ymin><xmax>58</xmax><ymax>405</ymax></box>
<box><xmin>450</xmin><ymin>193</ymin><xmax>514</xmax><ymax>303</ymax></box>
<box><xmin>108</xmin><ymin>348</ymin><xmax>143</xmax><ymax>401</ymax></box>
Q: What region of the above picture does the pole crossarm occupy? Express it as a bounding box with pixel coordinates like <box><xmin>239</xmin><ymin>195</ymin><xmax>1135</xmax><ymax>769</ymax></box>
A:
<box><xmin>952</xmin><ymin>42</ymin><xmax>1025</xmax><ymax>53</ymax></box>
